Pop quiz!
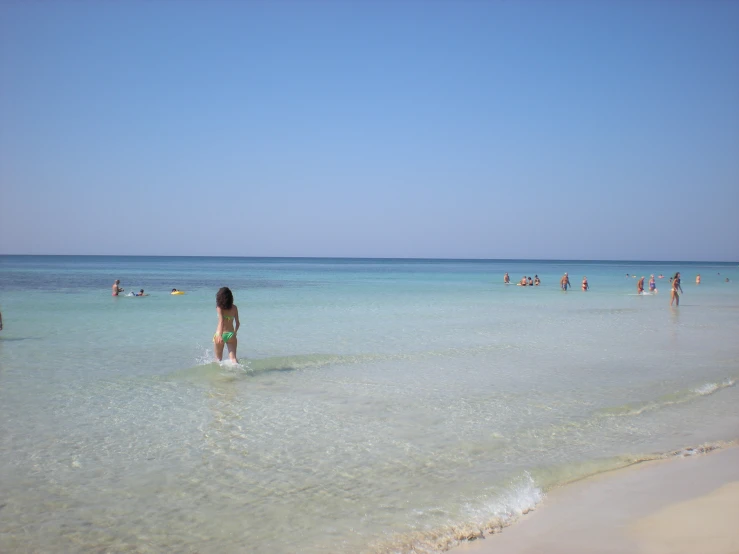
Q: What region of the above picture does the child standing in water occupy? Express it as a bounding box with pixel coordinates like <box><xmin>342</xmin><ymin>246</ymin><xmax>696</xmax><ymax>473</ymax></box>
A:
<box><xmin>671</xmin><ymin>272</ymin><xmax>683</xmax><ymax>306</ymax></box>
<box><xmin>214</xmin><ymin>287</ymin><xmax>240</xmax><ymax>363</ymax></box>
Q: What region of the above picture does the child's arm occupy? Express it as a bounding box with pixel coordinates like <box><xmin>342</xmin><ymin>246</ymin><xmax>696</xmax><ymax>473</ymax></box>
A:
<box><xmin>214</xmin><ymin>307</ymin><xmax>224</xmax><ymax>343</ymax></box>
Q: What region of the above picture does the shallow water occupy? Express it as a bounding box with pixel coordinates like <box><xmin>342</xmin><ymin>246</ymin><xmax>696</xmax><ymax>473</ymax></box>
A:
<box><xmin>1</xmin><ymin>256</ymin><xmax>738</xmax><ymax>553</ymax></box>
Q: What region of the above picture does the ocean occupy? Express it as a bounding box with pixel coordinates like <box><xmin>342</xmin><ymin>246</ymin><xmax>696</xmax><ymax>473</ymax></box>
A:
<box><xmin>1</xmin><ymin>256</ymin><xmax>737</xmax><ymax>553</ymax></box>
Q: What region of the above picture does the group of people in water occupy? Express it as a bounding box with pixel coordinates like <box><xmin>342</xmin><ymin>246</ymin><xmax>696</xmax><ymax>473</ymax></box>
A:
<box><xmin>111</xmin><ymin>280</ymin><xmax>239</xmax><ymax>363</ymax></box>
<box><xmin>111</xmin><ymin>280</ymin><xmax>186</xmax><ymax>297</ymax></box>
<box><xmin>504</xmin><ymin>273</ymin><xmax>541</xmax><ymax>286</ymax></box>
<box><xmin>105</xmin><ymin>268</ymin><xmax>735</xmax><ymax>366</ymax></box>
<box><xmin>111</xmin><ymin>281</ymin><xmax>147</xmax><ymax>297</ymax></box>
<box><xmin>501</xmin><ymin>271</ymin><xmax>724</xmax><ymax>307</ymax></box>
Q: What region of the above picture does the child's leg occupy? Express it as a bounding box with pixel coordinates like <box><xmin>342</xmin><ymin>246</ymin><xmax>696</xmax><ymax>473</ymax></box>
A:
<box><xmin>214</xmin><ymin>339</ymin><xmax>225</xmax><ymax>361</ymax></box>
<box><xmin>226</xmin><ymin>337</ymin><xmax>238</xmax><ymax>363</ymax></box>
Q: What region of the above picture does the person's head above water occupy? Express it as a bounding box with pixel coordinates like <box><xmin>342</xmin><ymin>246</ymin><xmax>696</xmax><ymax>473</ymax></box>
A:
<box><xmin>140</xmin><ymin>289</ymin><xmax>144</xmax><ymax>294</ymax></box>
<box><xmin>172</xmin><ymin>288</ymin><xmax>177</xmax><ymax>292</ymax></box>
<box><xmin>216</xmin><ymin>287</ymin><xmax>234</xmax><ymax>310</ymax></box>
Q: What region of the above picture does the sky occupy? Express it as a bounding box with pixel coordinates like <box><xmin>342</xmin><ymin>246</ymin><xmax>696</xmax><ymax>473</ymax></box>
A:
<box><xmin>0</xmin><ymin>1</ymin><xmax>737</xmax><ymax>261</ymax></box>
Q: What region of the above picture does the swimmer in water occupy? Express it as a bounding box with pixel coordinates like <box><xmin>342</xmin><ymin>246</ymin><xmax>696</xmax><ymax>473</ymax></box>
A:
<box><xmin>582</xmin><ymin>276</ymin><xmax>589</xmax><ymax>291</ymax></box>
<box><xmin>696</xmin><ymin>274</ymin><xmax>701</xmax><ymax>284</ymax></box>
<box><xmin>213</xmin><ymin>286</ymin><xmax>240</xmax><ymax>363</ymax></box>
<box><xmin>534</xmin><ymin>275</ymin><xmax>540</xmax><ymax>286</ymax></box>
<box><xmin>670</xmin><ymin>272</ymin><xmax>683</xmax><ymax>306</ymax></box>
<box><xmin>504</xmin><ymin>273</ymin><xmax>510</xmax><ymax>284</ymax></box>
<box><xmin>649</xmin><ymin>275</ymin><xmax>656</xmax><ymax>293</ymax></box>
<box><xmin>637</xmin><ymin>276</ymin><xmax>645</xmax><ymax>294</ymax></box>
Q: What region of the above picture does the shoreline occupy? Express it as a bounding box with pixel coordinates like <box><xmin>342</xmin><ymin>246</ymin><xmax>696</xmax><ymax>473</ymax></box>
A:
<box><xmin>453</xmin><ymin>444</ymin><xmax>739</xmax><ymax>554</ymax></box>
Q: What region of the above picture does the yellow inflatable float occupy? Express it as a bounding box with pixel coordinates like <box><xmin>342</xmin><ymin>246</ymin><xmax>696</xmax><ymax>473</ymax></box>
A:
<box><xmin>171</xmin><ymin>290</ymin><xmax>185</xmax><ymax>295</ymax></box>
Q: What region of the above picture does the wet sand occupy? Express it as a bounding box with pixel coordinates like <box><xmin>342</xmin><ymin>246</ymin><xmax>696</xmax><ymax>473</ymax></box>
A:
<box><xmin>454</xmin><ymin>446</ymin><xmax>739</xmax><ymax>554</ymax></box>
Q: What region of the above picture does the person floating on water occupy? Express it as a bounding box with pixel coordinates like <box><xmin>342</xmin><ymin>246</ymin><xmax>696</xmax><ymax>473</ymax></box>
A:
<box><xmin>670</xmin><ymin>272</ymin><xmax>683</xmax><ymax>306</ymax></box>
<box><xmin>534</xmin><ymin>275</ymin><xmax>540</xmax><ymax>286</ymax></box>
<box><xmin>637</xmin><ymin>276</ymin><xmax>645</xmax><ymax>294</ymax></box>
<box><xmin>136</xmin><ymin>289</ymin><xmax>146</xmax><ymax>296</ymax></box>
<box><xmin>560</xmin><ymin>272</ymin><xmax>571</xmax><ymax>291</ymax></box>
<box><xmin>112</xmin><ymin>279</ymin><xmax>123</xmax><ymax>296</ymax></box>
<box><xmin>649</xmin><ymin>275</ymin><xmax>657</xmax><ymax>293</ymax></box>
<box><xmin>504</xmin><ymin>273</ymin><xmax>510</xmax><ymax>284</ymax></box>
<box><xmin>582</xmin><ymin>276</ymin><xmax>589</xmax><ymax>291</ymax></box>
<box><xmin>214</xmin><ymin>286</ymin><xmax>240</xmax><ymax>363</ymax></box>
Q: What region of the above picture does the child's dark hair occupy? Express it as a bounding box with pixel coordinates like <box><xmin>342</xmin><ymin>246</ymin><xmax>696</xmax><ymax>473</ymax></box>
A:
<box><xmin>216</xmin><ymin>287</ymin><xmax>234</xmax><ymax>310</ymax></box>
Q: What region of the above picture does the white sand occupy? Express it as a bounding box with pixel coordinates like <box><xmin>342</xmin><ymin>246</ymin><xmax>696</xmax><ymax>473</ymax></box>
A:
<box><xmin>454</xmin><ymin>447</ymin><xmax>739</xmax><ymax>554</ymax></box>
<box><xmin>630</xmin><ymin>480</ymin><xmax>739</xmax><ymax>554</ymax></box>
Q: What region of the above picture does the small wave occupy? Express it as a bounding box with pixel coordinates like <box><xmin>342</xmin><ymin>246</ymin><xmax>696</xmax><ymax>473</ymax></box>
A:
<box><xmin>597</xmin><ymin>378</ymin><xmax>737</xmax><ymax>418</ymax></box>
<box><xmin>170</xmin><ymin>342</ymin><xmax>522</xmax><ymax>382</ymax></box>
<box><xmin>371</xmin><ymin>473</ymin><xmax>543</xmax><ymax>554</ymax></box>
<box><xmin>369</xmin><ymin>440</ymin><xmax>737</xmax><ymax>554</ymax></box>
<box><xmin>692</xmin><ymin>379</ymin><xmax>736</xmax><ymax>396</ymax></box>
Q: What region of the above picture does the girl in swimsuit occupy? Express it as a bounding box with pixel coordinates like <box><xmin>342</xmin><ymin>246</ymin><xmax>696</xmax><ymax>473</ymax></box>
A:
<box><xmin>582</xmin><ymin>276</ymin><xmax>589</xmax><ymax>291</ymax></box>
<box><xmin>649</xmin><ymin>275</ymin><xmax>656</xmax><ymax>292</ymax></box>
<box><xmin>214</xmin><ymin>286</ymin><xmax>240</xmax><ymax>362</ymax></box>
<box><xmin>670</xmin><ymin>272</ymin><xmax>683</xmax><ymax>307</ymax></box>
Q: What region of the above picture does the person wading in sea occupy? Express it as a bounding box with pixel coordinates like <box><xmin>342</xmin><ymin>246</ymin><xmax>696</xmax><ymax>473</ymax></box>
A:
<box><xmin>213</xmin><ymin>287</ymin><xmax>240</xmax><ymax>363</ymax></box>
<box><xmin>560</xmin><ymin>273</ymin><xmax>571</xmax><ymax>291</ymax></box>
<box><xmin>671</xmin><ymin>272</ymin><xmax>683</xmax><ymax>306</ymax></box>
<box><xmin>112</xmin><ymin>280</ymin><xmax>123</xmax><ymax>296</ymax></box>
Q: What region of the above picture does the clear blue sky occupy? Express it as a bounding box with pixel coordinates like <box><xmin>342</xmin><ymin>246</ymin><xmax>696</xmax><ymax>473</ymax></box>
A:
<box><xmin>1</xmin><ymin>1</ymin><xmax>737</xmax><ymax>260</ymax></box>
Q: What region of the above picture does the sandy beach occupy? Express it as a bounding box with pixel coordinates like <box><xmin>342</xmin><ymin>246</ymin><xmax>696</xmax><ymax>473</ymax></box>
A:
<box><xmin>454</xmin><ymin>446</ymin><xmax>739</xmax><ymax>554</ymax></box>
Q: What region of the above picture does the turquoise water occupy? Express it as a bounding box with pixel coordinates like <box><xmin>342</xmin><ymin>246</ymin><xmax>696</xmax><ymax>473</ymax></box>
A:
<box><xmin>1</xmin><ymin>256</ymin><xmax>738</xmax><ymax>553</ymax></box>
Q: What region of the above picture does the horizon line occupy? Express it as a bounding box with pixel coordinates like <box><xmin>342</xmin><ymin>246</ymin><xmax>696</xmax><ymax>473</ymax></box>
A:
<box><xmin>1</xmin><ymin>254</ymin><xmax>737</xmax><ymax>264</ymax></box>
